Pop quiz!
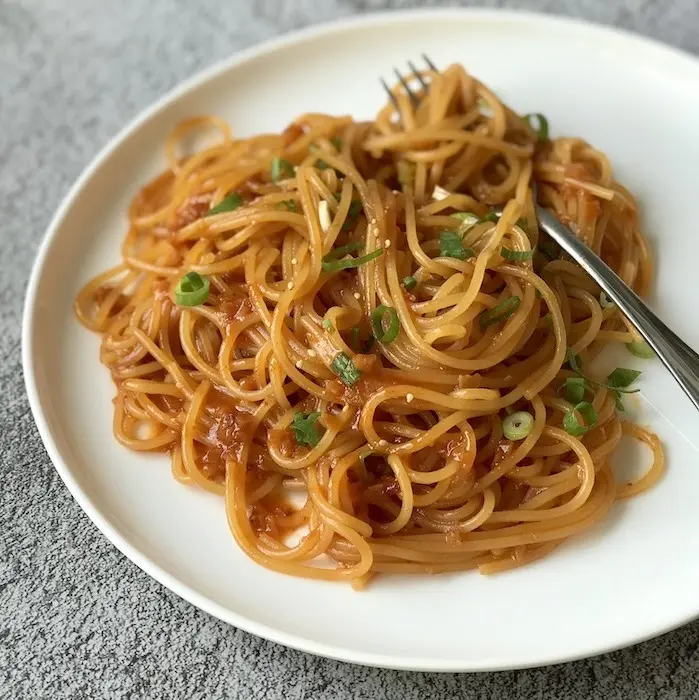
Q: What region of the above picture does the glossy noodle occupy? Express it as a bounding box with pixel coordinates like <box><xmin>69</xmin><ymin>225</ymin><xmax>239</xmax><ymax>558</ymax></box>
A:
<box><xmin>75</xmin><ymin>64</ymin><xmax>664</xmax><ymax>587</ymax></box>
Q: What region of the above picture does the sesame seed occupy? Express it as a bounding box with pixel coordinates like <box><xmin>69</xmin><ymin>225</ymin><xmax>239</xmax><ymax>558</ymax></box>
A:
<box><xmin>406</xmin><ymin>393</ymin><xmax>414</xmax><ymax>403</ymax></box>
<box><xmin>353</xmin><ymin>292</ymin><xmax>361</xmax><ymax>300</ymax></box>
<box><xmin>295</xmin><ymin>360</ymin><xmax>302</xmax><ymax>368</ymax></box>
<box><xmin>372</xmin><ymin>227</ymin><xmax>380</xmax><ymax>236</ymax></box>
<box><xmin>291</xmin><ymin>257</ymin><xmax>298</xmax><ymax>265</ymax></box>
<box><xmin>384</xmin><ymin>239</ymin><xmax>391</xmax><ymax>248</ymax></box>
<box><xmin>287</xmin><ymin>282</ymin><xmax>294</xmax><ymax>290</ymax></box>
<box><xmin>379</xmin><ymin>439</ymin><xmax>388</xmax><ymax>447</ymax></box>
<box><xmin>308</xmin><ymin>349</ymin><xmax>316</xmax><ymax>358</ymax></box>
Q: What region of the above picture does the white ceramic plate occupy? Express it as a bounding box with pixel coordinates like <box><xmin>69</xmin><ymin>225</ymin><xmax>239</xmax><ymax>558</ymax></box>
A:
<box><xmin>23</xmin><ymin>9</ymin><xmax>699</xmax><ymax>671</ymax></box>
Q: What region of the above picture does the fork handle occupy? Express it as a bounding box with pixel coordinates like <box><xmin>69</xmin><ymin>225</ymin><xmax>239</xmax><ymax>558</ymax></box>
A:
<box><xmin>536</xmin><ymin>206</ymin><xmax>699</xmax><ymax>411</ymax></box>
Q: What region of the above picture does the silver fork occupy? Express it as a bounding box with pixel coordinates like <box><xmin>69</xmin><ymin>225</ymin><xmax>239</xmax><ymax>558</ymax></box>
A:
<box><xmin>533</xmin><ymin>208</ymin><xmax>699</xmax><ymax>410</ymax></box>
<box><xmin>380</xmin><ymin>54</ymin><xmax>438</xmax><ymax>116</ymax></box>
<box><xmin>383</xmin><ymin>59</ymin><xmax>699</xmax><ymax>411</ymax></box>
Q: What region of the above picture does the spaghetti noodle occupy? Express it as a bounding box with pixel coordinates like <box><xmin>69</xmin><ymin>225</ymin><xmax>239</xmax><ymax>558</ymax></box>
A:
<box><xmin>75</xmin><ymin>64</ymin><xmax>663</xmax><ymax>586</ymax></box>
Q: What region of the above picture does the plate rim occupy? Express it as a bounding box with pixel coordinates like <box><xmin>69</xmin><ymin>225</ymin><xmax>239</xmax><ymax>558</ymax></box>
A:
<box><xmin>21</xmin><ymin>7</ymin><xmax>699</xmax><ymax>672</ymax></box>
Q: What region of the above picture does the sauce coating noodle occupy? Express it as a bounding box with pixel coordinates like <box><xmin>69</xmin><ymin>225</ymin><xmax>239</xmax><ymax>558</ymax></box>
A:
<box><xmin>75</xmin><ymin>64</ymin><xmax>663</xmax><ymax>586</ymax></box>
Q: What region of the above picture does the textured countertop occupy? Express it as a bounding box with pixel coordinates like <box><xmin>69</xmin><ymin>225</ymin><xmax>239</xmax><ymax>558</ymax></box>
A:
<box><xmin>3</xmin><ymin>1</ymin><xmax>699</xmax><ymax>698</ymax></box>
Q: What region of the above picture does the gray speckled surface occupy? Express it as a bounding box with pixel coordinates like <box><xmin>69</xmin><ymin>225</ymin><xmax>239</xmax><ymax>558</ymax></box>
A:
<box><xmin>3</xmin><ymin>1</ymin><xmax>699</xmax><ymax>697</ymax></box>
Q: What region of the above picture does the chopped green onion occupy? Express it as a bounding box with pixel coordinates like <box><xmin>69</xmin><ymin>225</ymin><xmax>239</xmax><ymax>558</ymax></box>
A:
<box><xmin>544</xmin><ymin>313</ymin><xmax>553</xmax><ymax>328</ymax></box>
<box><xmin>330</xmin><ymin>136</ymin><xmax>343</xmax><ymax>150</ymax></box>
<box><xmin>502</xmin><ymin>411</ymin><xmax>534</xmax><ymax>440</ymax></box>
<box><xmin>607</xmin><ymin>368</ymin><xmax>642</xmax><ymax>389</ymax></box>
<box><xmin>482</xmin><ymin>212</ymin><xmax>499</xmax><ymax>223</ymax></box>
<box><xmin>439</xmin><ymin>231</ymin><xmax>474</xmax><ymax>260</ymax></box>
<box><xmin>516</xmin><ymin>217</ymin><xmax>529</xmax><ymax>233</ymax></box>
<box><xmin>479</xmin><ymin>296</ymin><xmax>521</xmax><ymax>328</ymax></box>
<box><xmin>321</xmin><ymin>245</ymin><xmax>383</xmax><ymax>272</ymax></box>
<box><xmin>331</xmin><ymin>352</ymin><xmax>361</xmax><ymax>386</ymax></box>
<box><xmin>323</xmin><ymin>319</ymin><xmax>334</xmax><ymax>332</ymax></box>
<box><xmin>175</xmin><ymin>272</ymin><xmax>210</xmax><ymax>307</ymax></box>
<box><xmin>315</xmin><ymin>159</ymin><xmax>330</xmax><ymax>170</ymax></box>
<box><xmin>599</xmin><ymin>291</ymin><xmax>615</xmax><ymax>309</ymax></box>
<box><xmin>402</xmin><ymin>275</ymin><xmax>418</xmax><ymax>291</ymax></box>
<box><xmin>627</xmin><ymin>340</ymin><xmax>654</xmax><ymax>359</ymax></box>
<box><xmin>371</xmin><ymin>305</ymin><xmax>400</xmax><ymax>344</ymax></box>
<box><xmin>501</xmin><ymin>247</ymin><xmax>534</xmax><ymax>262</ymax></box>
<box><xmin>566</xmin><ymin>347</ymin><xmax>583</xmax><ymax>374</ymax></box>
<box><xmin>276</xmin><ymin>199</ymin><xmax>297</xmax><ymax>212</ymax></box>
<box><xmin>324</xmin><ymin>242</ymin><xmax>362</xmax><ymax>260</ymax></box>
<box><xmin>291</xmin><ymin>411</ymin><xmax>323</xmax><ymax>448</ymax></box>
<box><xmin>563</xmin><ymin>401</ymin><xmax>597</xmax><ymax>436</ymax></box>
<box><xmin>525</xmin><ymin>113</ymin><xmax>549</xmax><ymax>141</ymax></box>
<box><xmin>561</xmin><ymin>377</ymin><xmax>587</xmax><ymax>403</ymax></box>
<box><xmin>206</xmin><ymin>193</ymin><xmax>243</xmax><ymax>216</ymax></box>
<box><xmin>271</xmin><ymin>157</ymin><xmax>295</xmax><ymax>182</ymax></box>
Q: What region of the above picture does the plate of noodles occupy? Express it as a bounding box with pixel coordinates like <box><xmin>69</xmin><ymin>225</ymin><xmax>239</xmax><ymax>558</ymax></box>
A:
<box><xmin>23</xmin><ymin>9</ymin><xmax>699</xmax><ymax>671</ymax></box>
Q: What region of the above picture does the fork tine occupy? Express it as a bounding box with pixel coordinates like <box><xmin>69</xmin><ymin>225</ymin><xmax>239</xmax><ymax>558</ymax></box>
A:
<box><xmin>380</xmin><ymin>77</ymin><xmax>401</xmax><ymax>115</ymax></box>
<box><xmin>422</xmin><ymin>53</ymin><xmax>439</xmax><ymax>73</ymax></box>
<box><xmin>394</xmin><ymin>67</ymin><xmax>420</xmax><ymax>109</ymax></box>
<box><xmin>407</xmin><ymin>60</ymin><xmax>430</xmax><ymax>95</ymax></box>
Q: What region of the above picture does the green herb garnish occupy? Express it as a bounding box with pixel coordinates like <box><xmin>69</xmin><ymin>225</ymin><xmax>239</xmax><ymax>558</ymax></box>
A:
<box><xmin>565</xmin><ymin>348</ymin><xmax>642</xmax><ymax>411</ymax></box>
<box><xmin>291</xmin><ymin>411</ymin><xmax>323</xmax><ymax>448</ymax></box>
<box><xmin>206</xmin><ymin>193</ymin><xmax>243</xmax><ymax>216</ymax></box>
